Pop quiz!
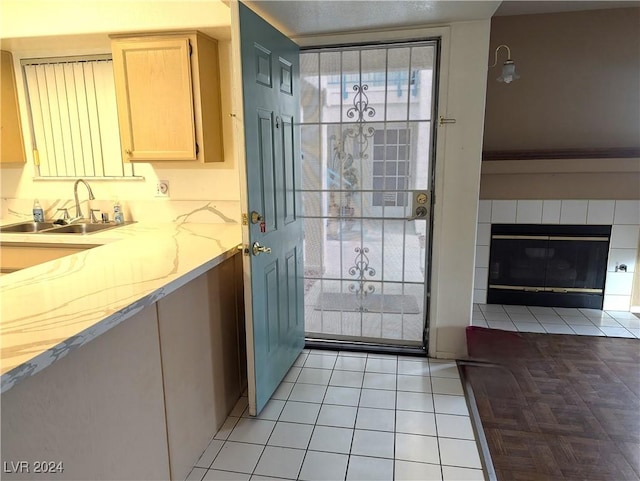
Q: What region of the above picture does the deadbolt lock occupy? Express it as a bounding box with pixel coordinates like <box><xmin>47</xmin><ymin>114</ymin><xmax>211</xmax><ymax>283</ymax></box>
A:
<box><xmin>251</xmin><ymin>211</ymin><xmax>264</xmax><ymax>224</ymax></box>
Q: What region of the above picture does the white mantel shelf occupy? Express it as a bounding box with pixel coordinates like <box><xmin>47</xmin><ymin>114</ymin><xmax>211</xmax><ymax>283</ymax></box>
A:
<box><xmin>0</xmin><ymin>221</ymin><xmax>242</xmax><ymax>393</ymax></box>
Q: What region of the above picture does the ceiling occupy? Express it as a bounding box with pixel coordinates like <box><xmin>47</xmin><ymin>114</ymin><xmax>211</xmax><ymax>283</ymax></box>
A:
<box><xmin>244</xmin><ymin>1</ymin><xmax>502</xmax><ymax>37</ymax></box>
<box><xmin>495</xmin><ymin>0</ymin><xmax>640</xmax><ymax>16</ymax></box>
<box><xmin>244</xmin><ymin>0</ymin><xmax>640</xmax><ymax>38</ymax></box>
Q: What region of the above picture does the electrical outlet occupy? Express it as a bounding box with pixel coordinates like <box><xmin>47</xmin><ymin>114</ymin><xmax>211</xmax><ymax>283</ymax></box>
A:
<box><xmin>155</xmin><ymin>180</ymin><xmax>170</xmax><ymax>198</ymax></box>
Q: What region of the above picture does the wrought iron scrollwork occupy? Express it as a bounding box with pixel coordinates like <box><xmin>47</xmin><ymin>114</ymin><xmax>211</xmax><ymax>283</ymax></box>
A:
<box><xmin>348</xmin><ymin>247</ymin><xmax>376</xmax><ymax>307</ymax></box>
<box><xmin>333</xmin><ymin>85</ymin><xmax>380</xmax><ymax>311</ymax></box>
<box><xmin>345</xmin><ymin>84</ymin><xmax>376</xmax><ymax>159</ymax></box>
<box><xmin>346</xmin><ymin>84</ymin><xmax>375</xmax><ymax>122</ymax></box>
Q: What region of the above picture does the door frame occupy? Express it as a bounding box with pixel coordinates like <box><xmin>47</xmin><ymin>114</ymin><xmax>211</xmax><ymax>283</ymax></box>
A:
<box><xmin>297</xmin><ymin>32</ymin><xmax>450</xmax><ymax>355</ymax></box>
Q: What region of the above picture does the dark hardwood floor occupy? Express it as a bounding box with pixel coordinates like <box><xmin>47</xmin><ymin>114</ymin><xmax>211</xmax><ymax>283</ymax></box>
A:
<box><xmin>460</xmin><ymin>327</ymin><xmax>640</xmax><ymax>481</ymax></box>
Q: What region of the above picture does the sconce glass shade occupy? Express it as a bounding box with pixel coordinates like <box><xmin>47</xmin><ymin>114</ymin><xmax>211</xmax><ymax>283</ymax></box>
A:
<box><xmin>498</xmin><ymin>60</ymin><xmax>519</xmax><ymax>84</ymax></box>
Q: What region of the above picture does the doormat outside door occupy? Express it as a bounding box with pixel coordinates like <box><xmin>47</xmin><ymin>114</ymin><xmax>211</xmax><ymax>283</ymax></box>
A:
<box><xmin>315</xmin><ymin>292</ymin><xmax>420</xmax><ymax>314</ymax></box>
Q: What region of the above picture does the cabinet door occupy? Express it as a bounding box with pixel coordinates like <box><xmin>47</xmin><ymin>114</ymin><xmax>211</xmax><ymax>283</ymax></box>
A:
<box><xmin>112</xmin><ymin>38</ymin><xmax>197</xmax><ymax>161</ymax></box>
<box><xmin>1</xmin><ymin>50</ymin><xmax>26</xmax><ymax>164</ymax></box>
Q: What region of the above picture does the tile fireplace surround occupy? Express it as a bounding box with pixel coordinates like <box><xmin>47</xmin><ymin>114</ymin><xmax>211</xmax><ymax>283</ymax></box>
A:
<box><xmin>474</xmin><ymin>200</ymin><xmax>640</xmax><ymax>311</ymax></box>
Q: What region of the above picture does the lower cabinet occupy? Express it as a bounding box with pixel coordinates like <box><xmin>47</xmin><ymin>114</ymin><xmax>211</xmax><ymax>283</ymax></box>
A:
<box><xmin>0</xmin><ymin>253</ymin><xmax>245</xmax><ymax>481</ymax></box>
<box><xmin>157</xmin><ymin>253</ymin><xmax>245</xmax><ymax>480</ymax></box>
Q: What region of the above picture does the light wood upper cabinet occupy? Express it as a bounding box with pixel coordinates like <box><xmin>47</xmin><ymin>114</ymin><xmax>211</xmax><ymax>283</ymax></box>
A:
<box><xmin>1</xmin><ymin>50</ymin><xmax>27</xmax><ymax>164</ymax></box>
<box><xmin>111</xmin><ymin>32</ymin><xmax>223</xmax><ymax>163</ymax></box>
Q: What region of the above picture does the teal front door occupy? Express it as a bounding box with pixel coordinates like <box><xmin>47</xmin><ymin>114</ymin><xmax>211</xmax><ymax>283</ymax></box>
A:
<box><xmin>236</xmin><ymin>2</ymin><xmax>304</xmax><ymax>416</ymax></box>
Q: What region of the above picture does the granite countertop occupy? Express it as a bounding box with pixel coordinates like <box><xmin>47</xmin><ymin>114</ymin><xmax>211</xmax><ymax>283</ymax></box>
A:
<box><xmin>0</xmin><ymin>221</ymin><xmax>242</xmax><ymax>393</ymax></box>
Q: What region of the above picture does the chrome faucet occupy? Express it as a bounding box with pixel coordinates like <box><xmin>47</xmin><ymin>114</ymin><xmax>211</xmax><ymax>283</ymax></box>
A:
<box><xmin>73</xmin><ymin>179</ymin><xmax>95</xmax><ymax>220</ymax></box>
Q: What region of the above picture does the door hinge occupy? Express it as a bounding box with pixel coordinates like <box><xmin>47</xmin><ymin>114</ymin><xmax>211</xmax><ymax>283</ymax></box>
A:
<box><xmin>241</xmin><ymin>213</ymin><xmax>248</xmax><ymax>226</ymax></box>
<box><xmin>188</xmin><ymin>42</ymin><xmax>193</xmax><ymax>56</ymax></box>
<box><xmin>195</xmin><ymin>142</ymin><xmax>199</xmax><ymax>155</ymax></box>
<box><xmin>33</xmin><ymin>149</ymin><xmax>40</xmax><ymax>166</ymax></box>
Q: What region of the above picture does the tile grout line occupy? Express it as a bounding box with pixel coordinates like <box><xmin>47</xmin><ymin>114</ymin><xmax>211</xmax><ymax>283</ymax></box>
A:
<box><xmin>392</xmin><ymin>354</ymin><xmax>398</xmax><ymax>480</ymax></box>
<box><xmin>427</xmin><ymin>358</ymin><xmax>445</xmax><ymax>481</ymax></box>
<box><xmin>296</xmin><ymin>351</ymin><xmax>335</xmax><ymax>481</ymax></box>
<box><xmin>343</xmin><ymin>352</ymin><xmax>369</xmax><ymax>481</ymax></box>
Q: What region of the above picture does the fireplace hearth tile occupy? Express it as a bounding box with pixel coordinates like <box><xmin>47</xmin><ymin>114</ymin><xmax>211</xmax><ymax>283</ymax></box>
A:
<box><xmin>612</xmin><ymin>318</ymin><xmax>640</xmax><ymax>330</ymax></box>
<box><xmin>585</xmin><ymin>317</ymin><xmax>622</xmax><ymax>327</ymax></box>
<box><xmin>599</xmin><ymin>326</ymin><xmax>635</xmax><ymax>338</ymax></box>
<box><xmin>571</xmin><ymin>325</ymin><xmax>605</xmax><ymax>336</ymax></box>
<box><xmin>528</xmin><ymin>306</ymin><xmax>556</xmax><ymax>314</ymax></box>
<box><xmin>513</xmin><ymin>321</ymin><xmax>546</xmax><ymax>333</ymax></box>
<box><xmin>483</xmin><ymin>311</ymin><xmax>511</xmax><ymax>322</ymax></box>
<box><xmin>543</xmin><ymin>324</ymin><xmax>576</xmax><ymax>334</ymax></box>
<box><xmin>503</xmin><ymin>305</ymin><xmax>530</xmax><ymax>313</ymax></box>
<box><xmin>536</xmin><ymin>315</ymin><xmax>566</xmax><ymax>324</ymax></box>
<box><xmin>509</xmin><ymin>312</ymin><xmax>538</xmax><ymax>322</ymax></box>
<box><xmin>486</xmin><ymin>320</ymin><xmax>517</xmax><ymax>331</ymax></box>
<box><xmin>553</xmin><ymin>307</ymin><xmax>583</xmax><ymax>316</ymax></box>
<box><xmin>478</xmin><ymin>304</ymin><xmax>506</xmax><ymax>313</ymax></box>
<box><xmin>562</xmin><ymin>316</ymin><xmax>594</xmax><ymax>326</ymax></box>
<box><xmin>606</xmin><ymin>310</ymin><xmax>639</xmax><ymax>320</ymax></box>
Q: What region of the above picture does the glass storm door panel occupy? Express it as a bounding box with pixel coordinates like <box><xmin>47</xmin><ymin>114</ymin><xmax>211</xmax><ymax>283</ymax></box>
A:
<box><xmin>237</xmin><ymin>3</ymin><xmax>304</xmax><ymax>416</ymax></box>
<box><xmin>300</xmin><ymin>42</ymin><xmax>438</xmax><ymax>347</ymax></box>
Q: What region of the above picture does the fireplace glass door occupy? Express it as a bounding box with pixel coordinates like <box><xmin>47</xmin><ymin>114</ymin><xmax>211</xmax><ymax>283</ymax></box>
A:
<box><xmin>488</xmin><ymin>224</ymin><xmax>611</xmax><ymax>309</ymax></box>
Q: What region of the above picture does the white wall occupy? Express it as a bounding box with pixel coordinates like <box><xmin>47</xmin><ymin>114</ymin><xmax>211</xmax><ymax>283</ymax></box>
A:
<box><xmin>428</xmin><ymin>21</ymin><xmax>491</xmax><ymax>358</ymax></box>
<box><xmin>296</xmin><ymin>20</ymin><xmax>492</xmax><ymax>359</ymax></box>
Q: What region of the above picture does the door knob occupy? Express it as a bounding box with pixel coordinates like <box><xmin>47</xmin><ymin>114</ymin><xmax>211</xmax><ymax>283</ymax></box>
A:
<box><xmin>252</xmin><ymin>242</ymin><xmax>272</xmax><ymax>256</ymax></box>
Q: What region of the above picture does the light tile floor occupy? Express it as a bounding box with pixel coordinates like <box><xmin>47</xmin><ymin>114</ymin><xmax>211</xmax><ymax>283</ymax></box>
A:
<box><xmin>472</xmin><ymin>304</ymin><xmax>640</xmax><ymax>338</ymax></box>
<box><xmin>186</xmin><ymin>350</ymin><xmax>486</xmax><ymax>481</ymax></box>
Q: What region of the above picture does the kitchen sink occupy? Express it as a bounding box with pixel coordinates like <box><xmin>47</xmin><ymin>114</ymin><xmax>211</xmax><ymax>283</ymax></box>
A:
<box><xmin>0</xmin><ymin>221</ymin><xmax>135</xmax><ymax>235</ymax></box>
<box><xmin>46</xmin><ymin>221</ymin><xmax>136</xmax><ymax>234</ymax></box>
<box><xmin>0</xmin><ymin>222</ymin><xmax>58</xmax><ymax>233</ymax></box>
<box><xmin>49</xmin><ymin>223</ymin><xmax>118</xmax><ymax>234</ymax></box>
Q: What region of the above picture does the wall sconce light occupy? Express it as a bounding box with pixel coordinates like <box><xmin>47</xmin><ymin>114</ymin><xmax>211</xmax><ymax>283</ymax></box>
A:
<box><xmin>490</xmin><ymin>44</ymin><xmax>520</xmax><ymax>84</ymax></box>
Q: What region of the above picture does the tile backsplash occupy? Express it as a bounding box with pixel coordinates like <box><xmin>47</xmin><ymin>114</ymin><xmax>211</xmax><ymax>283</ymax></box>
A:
<box><xmin>474</xmin><ymin>199</ymin><xmax>640</xmax><ymax>311</ymax></box>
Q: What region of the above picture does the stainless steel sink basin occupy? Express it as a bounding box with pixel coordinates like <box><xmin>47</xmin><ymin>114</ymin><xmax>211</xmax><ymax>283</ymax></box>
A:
<box><xmin>42</xmin><ymin>222</ymin><xmax>134</xmax><ymax>234</ymax></box>
<box><xmin>0</xmin><ymin>221</ymin><xmax>135</xmax><ymax>235</ymax></box>
<box><xmin>0</xmin><ymin>222</ymin><xmax>58</xmax><ymax>233</ymax></box>
<box><xmin>49</xmin><ymin>223</ymin><xmax>118</xmax><ymax>234</ymax></box>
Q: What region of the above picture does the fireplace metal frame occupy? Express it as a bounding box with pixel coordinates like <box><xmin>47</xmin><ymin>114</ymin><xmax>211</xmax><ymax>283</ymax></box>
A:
<box><xmin>487</xmin><ymin>224</ymin><xmax>611</xmax><ymax>309</ymax></box>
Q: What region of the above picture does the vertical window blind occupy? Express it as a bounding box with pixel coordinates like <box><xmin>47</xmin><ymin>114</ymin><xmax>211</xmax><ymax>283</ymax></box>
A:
<box><xmin>22</xmin><ymin>55</ymin><xmax>135</xmax><ymax>178</ymax></box>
